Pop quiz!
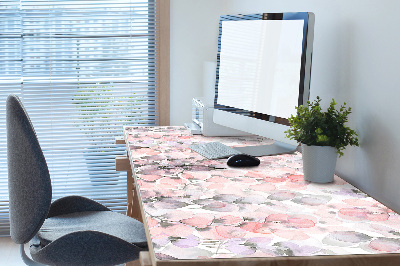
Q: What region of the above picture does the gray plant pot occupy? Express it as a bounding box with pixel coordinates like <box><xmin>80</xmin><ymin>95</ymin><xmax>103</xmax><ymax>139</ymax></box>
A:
<box><xmin>301</xmin><ymin>144</ymin><xmax>338</xmax><ymax>183</ymax></box>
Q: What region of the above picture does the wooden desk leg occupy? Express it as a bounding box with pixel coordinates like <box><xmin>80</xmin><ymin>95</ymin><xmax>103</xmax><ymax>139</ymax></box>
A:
<box><xmin>139</xmin><ymin>252</ymin><xmax>152</xmax><ymax>266</ymax></box>
<box><xmin>127</xmin><ymin>170</ymin><xmax>143</xmax><ymax>223</ymax></box>
<box><xmin>124</xmin><ymin>252</ymin><xmax>152</xmax><ymax>266</ymax></box>
<box><xmin>126</xmin><ymin>169</ymin><xmax>134</xmax><ymax>218</ymax></box>
<box><xmin>124</xmin><ymin>259</ymin><xmax>141</xmax><ymax>266</ymax></box>
<box><xmin>115</xmin><ymin>155</ymin><xmax>142</xmax><ymax>221</ymax></box>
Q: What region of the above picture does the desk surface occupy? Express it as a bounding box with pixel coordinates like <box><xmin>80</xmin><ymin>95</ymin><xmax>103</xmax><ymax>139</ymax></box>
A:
<box><xmin>124</xmin><ymin>126</ymin><xmax>400</xmax><ymax>265</ymax></box>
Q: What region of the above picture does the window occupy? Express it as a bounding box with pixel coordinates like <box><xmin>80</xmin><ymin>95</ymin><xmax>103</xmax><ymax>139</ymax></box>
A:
<box><xmin>0</xmin><ymin>0</ymin><xmax>169</xmax><ymax>236</ymax></box>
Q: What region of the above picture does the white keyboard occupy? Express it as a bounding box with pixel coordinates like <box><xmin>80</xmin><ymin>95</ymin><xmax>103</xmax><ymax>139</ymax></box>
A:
<box><xmin>189</xmin><ymin>142</ymin><xmax>242</xmax><ymax>159</ymax></box>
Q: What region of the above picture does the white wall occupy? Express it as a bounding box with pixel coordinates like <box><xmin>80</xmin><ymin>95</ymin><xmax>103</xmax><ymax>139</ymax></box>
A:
<box><xmin>170</xmin><ymin>0</ymin><xmax>400</xmax><ymax>212</ymax></box>
<box><xmin>170</xmin><ymin>0</ymin><xmax>228</xmax><ymax>125</ymax></box>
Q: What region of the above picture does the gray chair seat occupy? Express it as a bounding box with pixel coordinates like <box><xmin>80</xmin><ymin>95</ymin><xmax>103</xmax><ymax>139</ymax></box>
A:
<box><xmin>37</xmin><ymin>211</ymin><xmax>147</xmax><ymax>248</ymax></box>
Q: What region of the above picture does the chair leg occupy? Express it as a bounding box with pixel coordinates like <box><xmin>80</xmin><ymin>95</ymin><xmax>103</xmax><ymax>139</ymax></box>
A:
<box><xmin>20</xmin><ymin>244</ymin><xmax>45</xmax><ymax>266</ymax></box>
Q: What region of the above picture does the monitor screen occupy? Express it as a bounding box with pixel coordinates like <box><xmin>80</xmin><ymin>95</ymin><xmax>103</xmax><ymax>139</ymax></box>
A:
<box><xmin>217</xmin><ymin>19</ymin><xmax>304</xmax><ymax>119</ymax></box>
<box><xmin>213</xmin><ymin>13</ymin><xmax>315</xmax><ymax>156</ymax></box>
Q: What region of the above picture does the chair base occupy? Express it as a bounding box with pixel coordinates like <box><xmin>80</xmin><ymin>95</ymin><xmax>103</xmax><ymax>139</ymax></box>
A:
<box><xmin>20</xmin><ymin>244</ymin><xmax>45</xmax><ymax>266</ymax></box>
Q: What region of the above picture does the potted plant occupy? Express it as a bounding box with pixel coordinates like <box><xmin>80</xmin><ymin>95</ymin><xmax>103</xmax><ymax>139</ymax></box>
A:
<box><xmin>285</xmin><ymin>96</ymin><xmax>359</xmax><ymax>183</ymax></box>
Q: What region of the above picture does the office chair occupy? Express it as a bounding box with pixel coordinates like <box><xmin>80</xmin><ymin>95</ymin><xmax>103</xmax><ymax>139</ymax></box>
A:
<box><xmin>6</xmin><ymin>94</ymin><xmax>148</xmax><ymax>265</ymax></box>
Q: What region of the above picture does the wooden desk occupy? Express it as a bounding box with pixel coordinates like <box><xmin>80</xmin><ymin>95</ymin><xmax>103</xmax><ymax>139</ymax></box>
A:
<box><xmin>119</xmin><ymin>126</ymin><xmax>400</xmax><ymax>266</ymax></box>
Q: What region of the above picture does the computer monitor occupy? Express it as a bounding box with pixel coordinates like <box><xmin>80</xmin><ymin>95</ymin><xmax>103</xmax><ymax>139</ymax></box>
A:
<box><xmin>213</xmin><ymin>12</ymin><xmax>315</xmax><ymax>156</ymax></box>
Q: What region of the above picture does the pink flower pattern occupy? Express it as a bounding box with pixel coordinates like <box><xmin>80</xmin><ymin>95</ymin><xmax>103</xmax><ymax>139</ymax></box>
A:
<box><xmin>124</xmin><ymin>126</ymin><xmax>400</xmax><ymax>260</ymax></box>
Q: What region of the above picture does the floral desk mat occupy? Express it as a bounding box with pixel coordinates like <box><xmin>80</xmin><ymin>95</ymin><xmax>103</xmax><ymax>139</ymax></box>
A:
<box><xmin>124</xmin><ymin>126</ymin><xmax>400</xmax><ymax>260</ymax></box>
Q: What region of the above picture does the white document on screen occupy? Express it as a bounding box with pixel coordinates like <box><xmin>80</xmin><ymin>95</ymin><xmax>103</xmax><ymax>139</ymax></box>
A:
<box><xmin>217</xmin><ymin>19</ymin><xmax>304</xmax><ymax>119</ymax></box>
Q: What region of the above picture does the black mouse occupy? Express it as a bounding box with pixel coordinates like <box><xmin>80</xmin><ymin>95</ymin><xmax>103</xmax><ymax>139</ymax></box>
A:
<box><xmin>227</xmin><ymin>154</ymin><xmax>260</xmax><ymax>167</ymax></box>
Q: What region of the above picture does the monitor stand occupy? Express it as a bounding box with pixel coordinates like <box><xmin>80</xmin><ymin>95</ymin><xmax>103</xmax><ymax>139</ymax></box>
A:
<box><xmin>233</xmin><ymin>141</ymin><xmax>298</xmax><ymax>157</ymax></box>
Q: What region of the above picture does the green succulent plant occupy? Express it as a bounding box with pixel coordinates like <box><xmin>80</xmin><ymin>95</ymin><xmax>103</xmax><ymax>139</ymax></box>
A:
<box><xmin>285</xmin><ymin>96</ymin><xmax>359</xmax><ymax>157</ymax></box>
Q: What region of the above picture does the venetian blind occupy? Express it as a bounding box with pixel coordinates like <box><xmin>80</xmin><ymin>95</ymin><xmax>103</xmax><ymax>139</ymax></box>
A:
<box><xmin>0</xmin><ymin>0</ymin><xmax>159</xmax><ymax>236</ymax></box>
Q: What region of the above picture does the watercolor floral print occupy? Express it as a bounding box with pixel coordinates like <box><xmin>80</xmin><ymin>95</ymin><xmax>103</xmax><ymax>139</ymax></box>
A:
<box><xmin>125</xmin><ymin>126</ymin><xmax>400</xmax><ymax>260</ymax></box>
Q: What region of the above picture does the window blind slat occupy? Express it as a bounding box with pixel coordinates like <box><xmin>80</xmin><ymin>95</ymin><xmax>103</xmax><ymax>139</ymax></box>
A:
<box><xmin>0</xmin><ymin>0</ymin><xmax>159</xmax><ymax>236</ymax></box>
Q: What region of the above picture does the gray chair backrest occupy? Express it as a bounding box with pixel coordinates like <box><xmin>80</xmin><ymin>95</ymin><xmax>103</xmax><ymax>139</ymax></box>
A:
<box><xmin>7</xmin><ymin>94</ymin><xmax>52</xmax><ymax>244</ymax></box>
